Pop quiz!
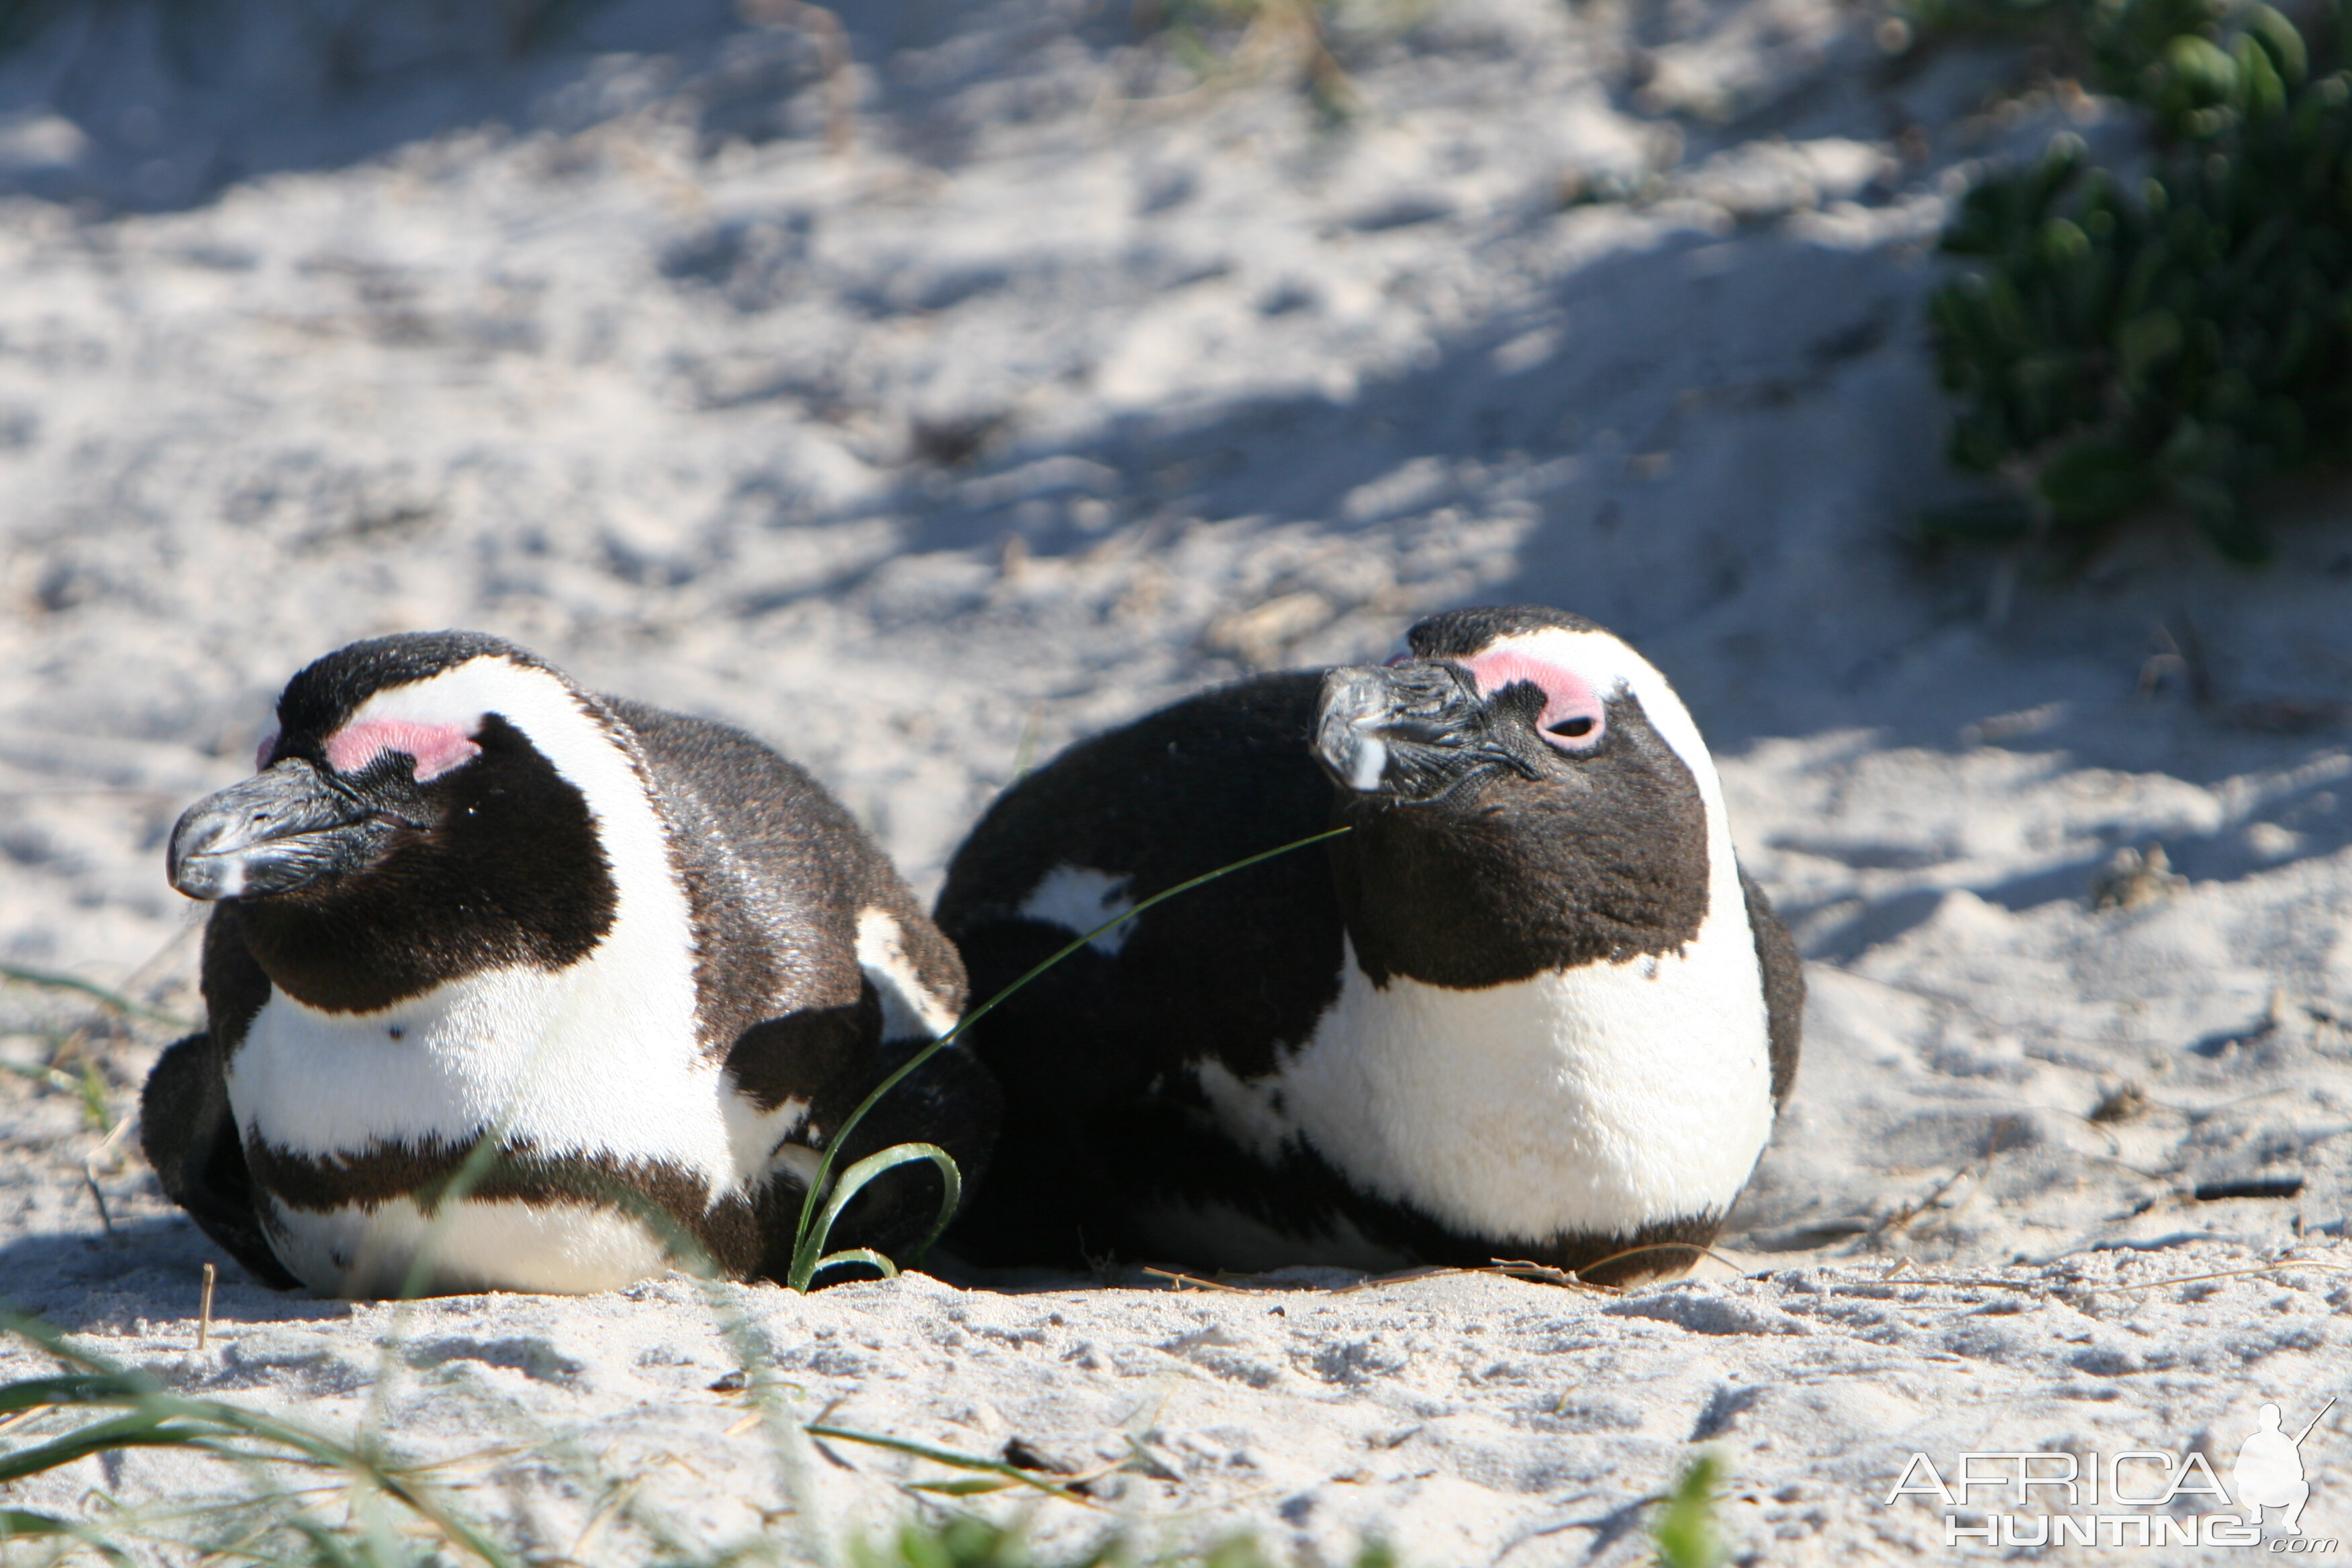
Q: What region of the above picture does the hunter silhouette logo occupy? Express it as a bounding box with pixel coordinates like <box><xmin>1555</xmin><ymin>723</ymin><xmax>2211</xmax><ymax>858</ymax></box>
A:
<box><xmin>2235</xmin><ymin>1399</ymin><xmax>2334</xmax><ymax>1537</ymax></box>
<box><xmin>1885</xmin><ymin>1397</ymin><xmax>2341</xmax><ymax>1549</ymax></box>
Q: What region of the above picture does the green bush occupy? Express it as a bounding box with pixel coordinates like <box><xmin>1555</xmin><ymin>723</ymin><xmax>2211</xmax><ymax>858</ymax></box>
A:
<box><xmin>1924</xmin><ymin>0</ymin><xmax>2352</xmax><ymax>560</ymax></box>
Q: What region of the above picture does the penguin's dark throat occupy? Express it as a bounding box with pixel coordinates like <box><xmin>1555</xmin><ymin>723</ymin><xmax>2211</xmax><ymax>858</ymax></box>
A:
<box><xmin>1324</xmin><ymin>688</ymin><xmax>1713</xmax><ymax>989</ymax></box>
<box><xmin>170</xmin><ymin>761</ymin><xmax>396</xmax><ymax>901</ymax></box>
<box><xmin>1313</xmin><ymin>662</ymin><xmax>1544</xmax><ymax>804</ymax></box>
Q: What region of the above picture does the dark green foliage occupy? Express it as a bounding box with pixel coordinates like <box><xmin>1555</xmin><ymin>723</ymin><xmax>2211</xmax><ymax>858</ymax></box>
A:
<box><xmin>1910</xmin><ymin>0</ymin><xmax>2312</xmax><ymax>121</ymax></box>
<box><xmin>1925</xmin><ymin>0</ymin><xmax>2352</xmax><ymax>560</ymax></box>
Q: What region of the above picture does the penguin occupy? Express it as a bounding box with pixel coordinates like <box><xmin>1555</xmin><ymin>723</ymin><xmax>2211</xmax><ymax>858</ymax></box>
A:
<box><xmin>142</xmin><ymin>631</ymin><xmax>996</xmax><ymax>1297</ymax></box>
<box><xmin>936</xmin><ymin>605</ymin><xmax>1800</xmax><ymax>1285</ymax></box>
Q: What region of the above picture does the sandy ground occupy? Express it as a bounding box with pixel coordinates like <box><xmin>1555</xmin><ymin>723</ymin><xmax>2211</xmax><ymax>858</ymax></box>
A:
<box><xmin>4</xmin><ymin>0</ymin><xmax>2352</xmax><ymax>1560</ymax></box>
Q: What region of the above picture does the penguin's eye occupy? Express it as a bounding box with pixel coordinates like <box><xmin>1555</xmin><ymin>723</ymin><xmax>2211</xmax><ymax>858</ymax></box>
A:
<box><xmin>1535</xmin><ymin>703</ymin><xmax>1606</xmax><ymax>754</ymax></box>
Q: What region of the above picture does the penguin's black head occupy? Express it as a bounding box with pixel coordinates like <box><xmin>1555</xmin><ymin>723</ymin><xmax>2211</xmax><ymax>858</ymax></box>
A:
<box><xmin>1311</xmin><ymin>605</ymin><xmax>1723</xmax><ymax>983</ymax></box>
<box><xmin>168</xmin><ymin>632</ymin><xmax>626</xmax><ymax>1012</ymax></box>
<box><xmin>1312</xmin><ymin>605</ymin><xmax>1666</xmax><ymax>807</ymax></box>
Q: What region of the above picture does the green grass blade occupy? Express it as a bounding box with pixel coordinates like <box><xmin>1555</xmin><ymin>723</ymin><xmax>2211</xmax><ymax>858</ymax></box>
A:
<box><xmin>0</xmin><ymin>1506</ymin><xmax>135</xmax><ymax>1564</ymax></box>
<box><xmin>0</xmin><ymin>1412</ymin><xmax>213</xmax><ymax>1483</ymax></box>
<box><xmin>785</xmin><ymin>824</ymin><xmax>1351</xmax><ymax>1288</ymax></box>
<box><xmin>805</xmin><ymin>1421</ymin><xmax>1101</xmax><ymax>1506</ymax></box>
<box><xmin>0</xmin><ymin>1345</ymin><xmax>522</xmax><ymax>1568</ymax></box>
<box><xmin>0</xmin><ymin>1058</ymin><xmax>81</xmax><ymax>1097</ymax></box>
<box><xmin>788</xmin><ymin>1143</ymin><xmax>959</xmax><ymax>1291</ymax></box>
<box><xmin>0</xmin><ymin>1310</ymin><xmax>124</xmax><ymax>1375</ymax></box>
<box><xmin>0</xmin><ymin>1372</ymin><xmax>148</xmax><ymax>1415</ymax></box>
<box><xmin>0</xmin><ymin>962</ymin><xmax>191</xmax><ymax>1028</ymax></box>
<box><xmin>1654</xmin><ymin>1451</ymin><xmax>1724</xmax><ymax>1568</ymax></box>
<box><xmin>195</xmin><ymin>1406</ymin><xmax>520</xmax><ymax>1567</ymax></box>
<box><xmin>808</xmin><ymin>1247</ymin><xmax>902</xmax><ymax>1282</ymax></box>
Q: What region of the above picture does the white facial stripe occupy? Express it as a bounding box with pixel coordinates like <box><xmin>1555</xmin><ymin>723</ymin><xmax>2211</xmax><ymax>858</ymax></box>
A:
<box><xmin>344</xmin><ymin>654</ymin><xmax>695</xmax><ymax>997</ymax></box>
<box><xmin>1473</xmin><ymin>628</ymin><xmax>1747</xmax><ymax>928</ymax></box>
<box><xmin>1469</xmin><ymin>629</ymin><xmax>1707</xmax><ymax>780</ymax></box>
<box><xmin>856</xmin><ymin>908</ymin><xmax>960</xmax><ymax>1040</ymax></box>
<box><xmin>1018</xmin><ymin>866</ymin><xmax>1137</xmax><ymax>957</ymax></box>
<box><xmin>769</xmin><ymin>1144</ymin><xmax>822</xmax><ymax>1191</ymax></box>
<box><xmin>347</xmin><ymin>658</ymin><xmax>650</xmax><ymax>830</ymax></box>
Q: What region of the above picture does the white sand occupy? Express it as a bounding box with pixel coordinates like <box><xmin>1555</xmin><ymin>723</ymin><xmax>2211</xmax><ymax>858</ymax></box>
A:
<box><xmin>3</xmin><ymin>0</ymin><xmax>2351</xmax><ymax>1559</ymax></box>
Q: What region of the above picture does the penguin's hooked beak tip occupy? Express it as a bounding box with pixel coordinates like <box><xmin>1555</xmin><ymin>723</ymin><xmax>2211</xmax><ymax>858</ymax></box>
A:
<box><xmin>1313</xmin><ymin>683</ymin><xmax>1396</xmax><ymax>796</ymax></box>
<box><xmin>1313</xmin><ymin>663</ymin><xmax>1502</xmax><ymax>802</ymax></box>
<box><xmin>168</xmin><ymin>761</ymin><xmax>382</xmax><ymax>901</ymax></box>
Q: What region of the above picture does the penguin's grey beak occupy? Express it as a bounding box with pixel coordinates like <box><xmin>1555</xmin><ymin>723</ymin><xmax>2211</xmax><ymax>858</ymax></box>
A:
<box><xmin>168</xmin><ymin>762</ymin><xmax>387</xmax><ymax>900</ymax></box>
<box><xmin>1314</xmin><ymin>663</ymin><xmax>1538</xmax><ymax>802</ymax></box>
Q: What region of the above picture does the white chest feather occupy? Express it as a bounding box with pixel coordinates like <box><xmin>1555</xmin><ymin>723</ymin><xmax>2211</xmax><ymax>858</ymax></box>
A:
<box><xmin>1202</xmin><ymin>910</ymin><xmax>1775</xmax><ymax>1244</ymax></box>
<box><xmin>230</xmin><ymin>952</ymin><xmax>735</xmax><ymax>1186</ymax></box>
<box><xmin>230</xmin><ymin>942</ymin><xmax>750</xmax><ymax>1297</ymax></box>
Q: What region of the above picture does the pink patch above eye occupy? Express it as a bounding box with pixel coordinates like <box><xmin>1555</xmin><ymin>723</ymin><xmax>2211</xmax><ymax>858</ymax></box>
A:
<box><xmin>324</xmin><ymin>718</ymin><xmax>483</xmax><ymax>783</ymax></box>
<box><xmin>1462</xmin><ymin>650</ymin><xmax>1608</xmax><ymax>752</ymax></box>
<box><xmin>254</xmin><ymin>731</ymin><xmax>280</xmax><ymax>772</ymax></box>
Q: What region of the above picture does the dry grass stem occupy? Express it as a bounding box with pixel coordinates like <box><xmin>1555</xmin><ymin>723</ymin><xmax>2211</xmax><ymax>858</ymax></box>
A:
<box><xmin>197</xmin><ymin>1263</ymin><xmax>216</xmax><ymax>1353</ymax></box>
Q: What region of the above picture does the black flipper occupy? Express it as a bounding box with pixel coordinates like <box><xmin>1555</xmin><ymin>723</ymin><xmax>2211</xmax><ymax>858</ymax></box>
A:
<box><xmin>140</xmin><ymin>1032</ymin><xmax>300</xmax><ymax>1289</ymax></box>
<box><xmin>1741</xmin><ymin>871</ymin><xmax>1804</xmax><ymax>1110</ymax></box>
